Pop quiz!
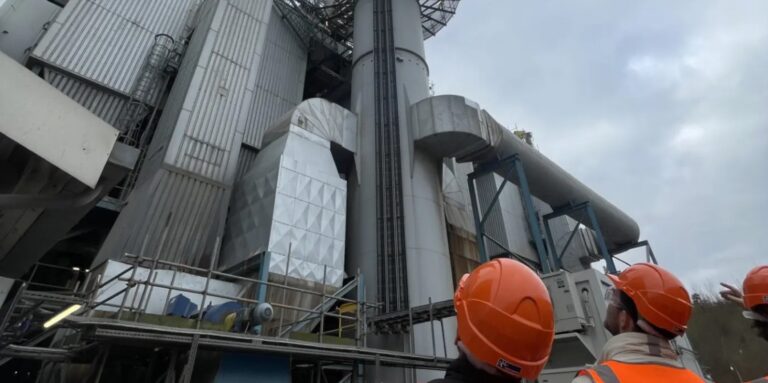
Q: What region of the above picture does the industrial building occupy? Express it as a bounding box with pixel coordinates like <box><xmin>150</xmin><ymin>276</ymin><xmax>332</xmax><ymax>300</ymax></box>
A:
<box><xmin>0</xmin><ymin>0</ymin><xmax>706</xmax><ymax>381</ymax></box>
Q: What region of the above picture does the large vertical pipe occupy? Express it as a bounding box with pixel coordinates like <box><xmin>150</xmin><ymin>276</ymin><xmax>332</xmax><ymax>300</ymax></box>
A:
<box><xmin>348</xmin><ymin>0</ymin><xmax>457</xmax><ymax>380</ymax></box>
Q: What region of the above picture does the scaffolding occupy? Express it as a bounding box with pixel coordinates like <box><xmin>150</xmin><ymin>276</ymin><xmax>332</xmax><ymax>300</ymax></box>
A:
<box><xmin>0</xmin><ymin>254</ymin><xmax>454</xmax><ymax>382</ymax></box>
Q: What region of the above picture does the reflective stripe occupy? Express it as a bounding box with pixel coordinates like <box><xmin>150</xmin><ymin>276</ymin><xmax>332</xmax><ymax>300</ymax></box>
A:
<box><xmin>647</xmin><ymin>341</ymin><xmax>662</xmax><ymax>357</ymax></box>
<box><xmin>592</xmin><ymin>364</ymin><xmax>620</xmax><ymax>383</ymax></box>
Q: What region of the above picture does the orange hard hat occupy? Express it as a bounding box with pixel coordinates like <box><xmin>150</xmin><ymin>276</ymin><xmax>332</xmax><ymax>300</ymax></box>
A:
<box><xmin>743</xmin><ymin>266</ymin><xmax>768</xmax><ymax>310</ymax></box>
<box><xmin>454</xmin><ymin>258</ymin><xmax>554</xmax><ymax>380</ymax></box>
<box><xmin>607</xmin><ymin>263</ymin><xmax>692</xmax><ymax>336</ymax></box>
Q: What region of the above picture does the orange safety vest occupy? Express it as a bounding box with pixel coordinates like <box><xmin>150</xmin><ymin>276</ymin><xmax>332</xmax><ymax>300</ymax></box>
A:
<box><xmin>578</xmin><ymin>360</ymin><xmax>705</xmax><ymax>383</ymax></box>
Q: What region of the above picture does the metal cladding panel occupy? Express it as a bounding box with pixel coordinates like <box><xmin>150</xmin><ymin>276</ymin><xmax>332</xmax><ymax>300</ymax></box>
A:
<box><xmin>0</xmin><ymin>0</ymin><xmax>61</xmax><ymax>64</ymax></box>
<box><xmin>496</xmin><ymin>177</ymin><xmax>550</xmax><ymax>264</ymax></box>
<box><xmin>245</xmin><ymin>89</ymin><xmax>297</xmax><ymax>148</ymax></box>
<box><xmin>263</xmin><ymin>98</ymin><xmax>357</xmax><ymax>154</ymax></box>
<box><xmin>44</xmin><ymin>68</ymin><xmax>127</xmax><ymax>127</ymax></box>
<box><xmin>164</xmin><ymin>1</ymin><xmax>271</xmax><ymax>184</ymax></box>
<box><xmin>88</xmin><ymin>0</ymin><xmax>195</xmax><ymax>35</ymax></box>
<box><xmin>442</xmin><ymin>161</ymin><xmax>475</xmax><ymax>234</ymax></box>
<box><xmin>97</xmin><ymin>1</ymin><xmax>273</xmax><ymax>268</ymax></box>
<box><xmin>476</xmin><ymin>173</ymin><xmax>511</xmax><ymax>257</ymax></box>
<box><xmin>94</xmin><ymin>167</ymin><xmax>226</xmax><ymax>267</ymax></box>
<box><xmin>0</xmin><ymin>51</ymin><xmax>119</xmax><ymax>188</ymax></box>
<box><xmin>95</xmin><ymin>260</ymin><xmax>240</xmax><ymax>314</ymax></box>
<box><xmin>242</xmin><ymin>9</ymin><xmax>307</xmax><ymax>148</ymax></box>
<box><xmin>171</xmin><ymin>53</ymin><xmax>251</xmax><ymax>182</ymax></box>
<box><xmin>234</xmin><ymin>144</ymin><xmax>259</xmax><ymax>182</ymax></box>
<box><xmin>31</xmin><ymin>0</ymin><xmax>194</xmax><ymax>94</ymax></box>
<box><xmin>221</xmin><ymin>127</ymin><xmax>346</xmax><ymax>287</ymax></box>
<box><xmin>441</xmin><ymin>159</ymin><xmax>550</xmax><ymax>265</ymax></box>
<box><xmin>138</xmin><ymin>0</ymin><xmax>218</xmax><ymax>186</ymax></box>
<box><xmin>227</xmin><ymin>0</ymin><xmax>272</xmax><ymax>19</ymax></box>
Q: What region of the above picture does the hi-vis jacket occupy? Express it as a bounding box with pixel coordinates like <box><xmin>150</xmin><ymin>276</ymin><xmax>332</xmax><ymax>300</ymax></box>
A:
<box><xmin>571</xmin><ymin>332</ymin><xmax>705</xmax><ymax>383</ymax></box>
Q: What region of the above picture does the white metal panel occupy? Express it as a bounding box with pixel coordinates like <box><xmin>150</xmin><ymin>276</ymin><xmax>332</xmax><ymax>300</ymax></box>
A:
<box><xmin>221</xmin><ymin>127</ymin><xmax>346</xmax><ymax>287</ymax></box>
<box><xmin>0</xmin><ymin>0</ymin><xmax>61</xmax><ymax>63</ymax></box>
<box><xmin>95</xmin><ymin>260</ymin><xmax>241</xmax><ymax>314</ymax></box>
<box><xmin>262</xmin><ymin>98</ymin><xmax>358</xmax><ymax>154</ymax></box>
<box><xmin>0</xmin><ymin>51</ymin><xmax>117</xmax><ymax>188</ymax></box>
<box><xmin>441</xmin><ymin>160</ymin><xmax>475</xmax><ymax>234</ymax></box>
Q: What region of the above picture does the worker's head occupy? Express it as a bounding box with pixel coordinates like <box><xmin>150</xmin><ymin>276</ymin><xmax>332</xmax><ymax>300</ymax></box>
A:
<box><xmin>603</xmin><ymin>263</ymin><xmax>692</xmax><ymax>340</ymax></box>
<box><xmin>453</xmin><ymin>258</ymin><xmax>555</xmax><ymax>381</ymax></box>
<box><xmin>742</xmin><ymin>266</ymin><xmax>768</xmax><ymax>341</ymax></box>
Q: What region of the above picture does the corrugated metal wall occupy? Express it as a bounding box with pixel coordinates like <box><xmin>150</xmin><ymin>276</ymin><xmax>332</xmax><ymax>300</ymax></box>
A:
<box><xmin>94</xmin><ymin>168</ymin><xmax>227</xmax><ymax>266</ymax></box>
<box><xmin>242</xmin><ymin>7</ymin><xmax>307</xmax><ymax>148</ymax></box>
<box><xmin>44</xmin><ymin>68</ymin><xmax>127</xmax><ymax>127</ymax></box>
<box><xmin>31</xmin><ymin>0</ymin><xmax>195</xmax><ymax>95</ymax></box>
<box><xmin>139</xmin><ymin>0</ymin><xmax>218</xmax><ymax>185</ymax></box>
<box><xmin>235</xmin><ymin>145</ymin><xmax>259</xmax><ymax>182</ymax></box>
<box><xmin>162</xmin><ymin>0</ymin><xmax>272</xmax><ymax>184</ymax></box>
<box><xmin>95</xmin><ymin>1</ymin><xmax>308</xmax><ymax>267</ymax></box>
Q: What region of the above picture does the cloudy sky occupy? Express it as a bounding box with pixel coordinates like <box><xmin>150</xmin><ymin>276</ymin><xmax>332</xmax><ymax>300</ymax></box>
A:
<box><xmin>425</xmin><ymin>1</ymin><xmax>768</xmax><ymax>291</ymax></box>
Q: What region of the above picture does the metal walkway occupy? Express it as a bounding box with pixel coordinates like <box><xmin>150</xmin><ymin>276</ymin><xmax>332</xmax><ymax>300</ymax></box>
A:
<box><xmin>369</xmin><ymin>299</ymin><xmax>455</xmax><ymax>335</ymax></box>
<box><xmin>72</xmin><ymin>317</ymin><xmax>451</xmax><ymax>370</ymax></box>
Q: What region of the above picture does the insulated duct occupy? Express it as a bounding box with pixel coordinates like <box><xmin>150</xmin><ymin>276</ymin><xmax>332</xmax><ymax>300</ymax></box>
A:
<box><xmin>262</xmin><ymin>98</ymin><xmax>357</xmax><ymax>154</ymax></box>
<box><xmin>410</xmin><ymin>95</ymin><xmax>640</xmax><ymax>251</ymax></box>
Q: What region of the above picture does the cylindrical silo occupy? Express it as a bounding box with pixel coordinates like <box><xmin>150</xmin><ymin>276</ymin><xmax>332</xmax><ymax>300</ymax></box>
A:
<box><xmin>347</xmin><ymin>0</ymin><xmax>457</xmax><ymax>380</ymax></box>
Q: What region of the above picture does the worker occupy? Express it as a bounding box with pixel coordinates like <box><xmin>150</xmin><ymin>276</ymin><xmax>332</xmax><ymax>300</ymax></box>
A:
<box><xmin>430</xmin><ymin>258</ymin><xmax>555</xmax><ymax>383</ymax></box>
<box><xmin>719</xmin><ymin>266</ymin><xmax>768</xmax><ymax>382</ymax></box>
<box><xmin>720</xmin><ymin>266</ymin><xmax>768</xmax><ymax>342</ymax></box>
<box><xmin>573</xmin><ymin>263</ymin><xmax>705</xmax><ymax>383</ymax></box>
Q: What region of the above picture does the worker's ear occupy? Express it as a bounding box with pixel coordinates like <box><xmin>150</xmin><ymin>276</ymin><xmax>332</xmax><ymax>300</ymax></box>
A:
<box><xmin>617</xmin><ymin>310</ymin><xmax>635</xmax><ymax>333</ymax></box>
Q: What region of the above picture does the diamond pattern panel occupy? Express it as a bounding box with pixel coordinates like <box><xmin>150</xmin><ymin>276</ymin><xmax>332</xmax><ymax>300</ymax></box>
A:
<box><xmin>221</xmin><ymin>127</ymin><xmax>347</xmax><ymax>286</ymax></box>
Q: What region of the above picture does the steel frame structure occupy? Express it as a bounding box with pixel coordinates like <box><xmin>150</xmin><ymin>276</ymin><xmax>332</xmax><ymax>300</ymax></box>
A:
<box><xmin>542</xmin><ymin>201</ymin><xmax>616</xmax><ymax>274</ymax></box>
<box><xmin>273</xmin><ymin>0</ymin><xmax>460</xmax><ymax>59</ymax></box>
<box><xmin>465</xmin><ymin>155</ymin><xmax>654</xmax><ymax>276</ymax></box>
<box><xmin>0</xmin><ymin>253</ymin><xmax>453</xmax><ymax>382</ymax></box>
<box><xmin>466</xmin><ymin>155</ymin><xmax>552</xmax><ymax>272</ymax></box>
<box><xmin>609</xmin><ymin>240</ymin><xmax>659</xmax><ymax>265</ymax></box>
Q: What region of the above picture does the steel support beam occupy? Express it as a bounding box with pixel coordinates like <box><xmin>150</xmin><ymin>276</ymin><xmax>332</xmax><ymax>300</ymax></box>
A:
<box><xmin>86</xmin><ymin>325</ymin><xmax>451</xmax><ymax>370</ymax></box>
<box><xmin>610</xmin><ymin>240</ymin><xmax>658</xmax><ymax>265</ymax></box>
<box><xmin>513</xmin><ymin>156</ymin><xmax>551</xmax><ymax>273</ymax></box>
<box><xmin>467</xmin><ymin>155</ymin><xmax>550</xmax><ymax>272</ymax></box>
<box><xmin>543</xmin><ymin>202</ymin><xmax>617</xmax><ymax>274</ymax></box>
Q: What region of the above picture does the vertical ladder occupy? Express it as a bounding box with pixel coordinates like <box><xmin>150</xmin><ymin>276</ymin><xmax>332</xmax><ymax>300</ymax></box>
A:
<box><xmin>114</xmin><ymin>34</ymin><xmax>175</xmax><ymax>201</ymax></box>
<box><xmin>117</xmin><ymin>34</ymin><xmax>175</xmax><ymax>148</ymax></box>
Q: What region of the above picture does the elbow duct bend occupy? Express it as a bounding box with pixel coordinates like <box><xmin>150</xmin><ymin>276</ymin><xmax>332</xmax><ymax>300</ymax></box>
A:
<box><xmin>410</xmin><ymin>95</ymin><xmax>640</xmax><ymax>251</ymax></box>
